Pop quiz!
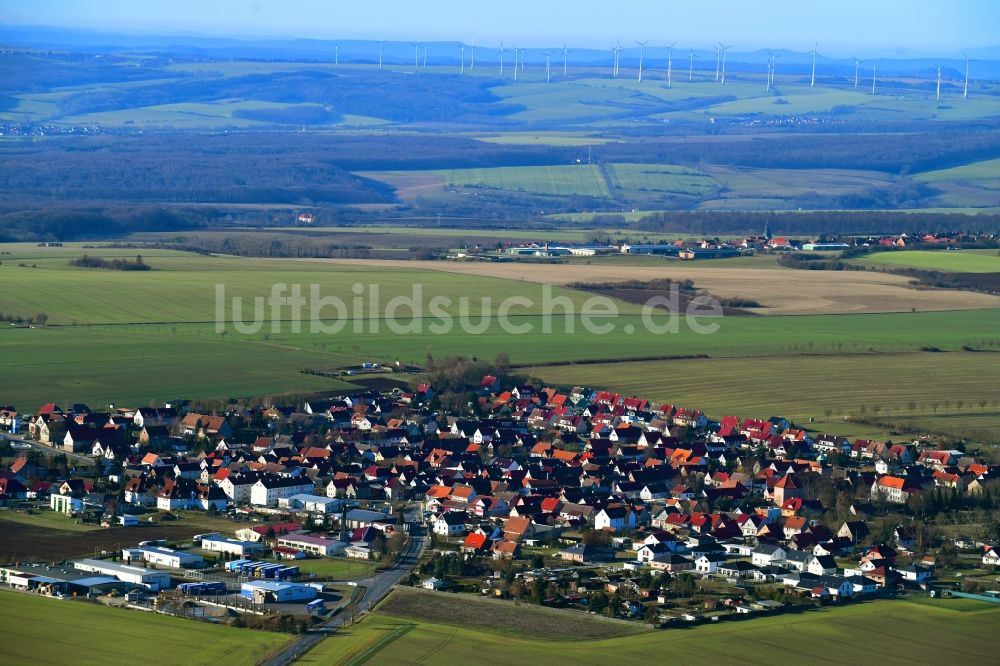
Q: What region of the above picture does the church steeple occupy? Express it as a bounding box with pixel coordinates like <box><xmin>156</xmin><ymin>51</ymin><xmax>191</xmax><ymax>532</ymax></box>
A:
<box><xmin>762</xmin><ymin>221</ymin><xmax>773</xmax><ymax>241</ymax></box>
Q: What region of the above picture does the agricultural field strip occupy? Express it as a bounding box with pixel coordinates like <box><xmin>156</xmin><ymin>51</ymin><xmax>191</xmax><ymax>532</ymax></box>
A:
<box><xmin>305</xmin><ymin>597</ymin><xmax>1000</xmax><ymax>665</ymax></box>
<box><xmin>3</xmin><ymin>308</ymin><xmax>999</xmax><ymax>409</ymax></box>
<box><xmin>853</xmin><ymin>249</ymin><xmax>1000</xmax><ymax>273</ymax></box>
<box><xmin>534</xmin><ymin>352</ymin><xmax>1000</xmax><ymax>442</ymax></box>
<box><xmin>295</xmin><ymin>258</ymin><xmax>1000</xmax><ymax>315</ymax></box>
<box><xmin>0</xmin><ymin>590</ymin><xmax>292</xmax><ymax>666</ymax></box>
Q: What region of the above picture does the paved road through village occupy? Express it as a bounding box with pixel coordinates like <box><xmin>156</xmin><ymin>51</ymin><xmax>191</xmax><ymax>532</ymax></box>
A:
<box><xmin>262</xmin><ymin>511</ymin><xmax>427</xmax><ymax>666</ymax></box>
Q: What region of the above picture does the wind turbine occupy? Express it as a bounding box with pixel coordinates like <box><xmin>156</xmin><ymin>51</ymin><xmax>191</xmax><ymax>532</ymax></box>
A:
<box><xmin>411</xmin><ymin>42</ymin><xmax>421</xmax><ymax>69</ymax></box>
<box><xmin>871</xmin><ymin>65</ymin><xmax>877</xmax><ymax>96</ymax></box>
<box><xmin>460</xmin><ymin>45</ymin><xmax>465</xmax><ymax>74</ymax></box>
<box><xmin>334</xmin><ymin>44</ymin><xmax>339</xmax><ymax>67</ymax></box>
<box><xmin>935</xmin><ymin>64</ymin><xmax>942</xmax><ymax>101</ymax></box>
<box><xmin>499</xmin><ymin>42</ymin><xmax>505</xmax><ymax>77</ymax></box>
<box><xmin>562</xmin><ymin>42</ymin><xmax>569</xmax><ymax>77</ymax></box>
<box><xmin>636</xmin><ymin>40</ymin><xmax>649</xmax><ymax>83</ymax></box>
<box><xmin>810</xmin><ymin>42</ymin><xmax>818</xmax><ymax>87</ymax></box>
<box><xmin>519</xmin><ymin>47</ymin><xmax>526</xmax><ymax>76</ymax></box>
<box><xmin>545</xmin><ymin>50</ymin><xmax>552</xmax><ymax>82</ymax></box>
<box><xmin>423</xmin><ymin>44</ymin><xmax>428</xmax><ymax>68</ymax></box>
<box><xmin>853</xmin><ymin>57</ymin><xmax>862</xmax><ymax>88</ymax></box>
<box><xmin>665</xmin><ymin>42</ymin><xmax>676</xmax><ymax>88</ymax></box>
<box><xmin>377</xmin><ymin>39</ymin><xmax>387</xmax><ymax>71</ymax></box>
<box><xmin>471</xmin><ymin>39</ymin><xmax>476</xmax><ymax>70</ymax></box>
<box><xmin>715</xmin><ymin>45</ymin><xmax>721</xmax><ymax>81</ymax></box>
<box><xmin>766</xmin><ymin>50</ymin><xmax>776</xmax><ymax>92</ymax></box>
<box><xmin>613</xmin><ymin>39</ymin><xmax>623</xmax><ymax>79</ymax></box>
<box><xmin>688</xmin><ymin>48</ymin><xmax>696</xmax><ymax>81</ymax></box>
<box><xmin>963</xmin><ymin>52</ymin><xmax>971</xmax><ymax>99</ymax></box>
<box><xmin>720</xmin><ymin>43</ymin><xmax>733</xmax><ymax>85</ymax></box>
<box><xmin>511</xmin><ymin>44</ymin><xmax>518</xmax><ymax>81</ymax></box>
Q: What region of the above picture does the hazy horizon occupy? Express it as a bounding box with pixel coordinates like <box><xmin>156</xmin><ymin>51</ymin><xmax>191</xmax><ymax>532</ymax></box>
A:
<box><xmin>3</xmin><ymin>0</ymin><xmax>998</xmax><ymax>56</ymax></box>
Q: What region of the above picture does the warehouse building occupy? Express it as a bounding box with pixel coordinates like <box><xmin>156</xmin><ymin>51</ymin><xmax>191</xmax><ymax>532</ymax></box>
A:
<box><xmin>201</xmin><ymin>535</ymin><xmax>267</xmax><ymax>558</ymax></box>
<box><xmin>240</xmin><ymin>580</ymin><xmax>318</xmax><ymax>603</ymax></box>
<box><xmin>123</xmin><ymin>545</ymin><xmax>204</xmax><ymax>569</ymax></box>
<box><xmin>73</xmin><ymin>558</ymin><xmax>172</xmax><ymax>592</ymax></box>
<box><xmin>1</xmin><ymin>565</ymin><xmax>128</xmax><ymax>597</ymax></box>
<box><xmin>279</xmin><ymin>494</ymin><xmax>342</xmax><ymax>514</ymax></box>
<box><xmin>276</xmin><ymin>533</ymin><xmax>345</xmax><ymax>557</ymax></box>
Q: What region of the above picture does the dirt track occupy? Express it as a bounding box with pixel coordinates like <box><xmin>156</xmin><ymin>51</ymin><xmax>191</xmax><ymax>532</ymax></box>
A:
<box><xmin>292</xmin><ymin>258</ymin><xmax>1000</xmax><ymax>316</ymax></box>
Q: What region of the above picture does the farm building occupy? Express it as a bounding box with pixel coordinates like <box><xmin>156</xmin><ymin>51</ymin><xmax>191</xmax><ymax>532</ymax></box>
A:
<box><xmin>123</xmin><ymin>546</ymin><xmax>204</xmax><ymax>569</ymax></box>
<box><xmin>619</xmin><ymin>244</ymin><xmax>681</xmax><ymax>255</ymax></box>
<box><xmin>241</xmin><ymin>580</ymin><xmax>318</xmax><ymax>603</ymax></box>
<box><xmin>802</xmin><ymin>243</ymin><xmax>851</xmax><ymax>251</ymax></box>
<box><xmin>73</xmin><ymin>558</ymin><xmax>171</xmax><ymax>592</ymax></box>
<box><xmin>201</xmin><ymin>536</ymin><xmax>267</xmax><ymax>558</ymax></box>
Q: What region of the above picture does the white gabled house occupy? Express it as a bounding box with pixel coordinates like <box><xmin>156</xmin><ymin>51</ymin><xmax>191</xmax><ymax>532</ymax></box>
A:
<box><xmin>250</xmin><ymin>476</ymin><xmax>315</xmax><ymax>507</ymax></box>
<box><xmin>594</xmin><ymin>505</ymin><xmax>636</xmax><ymax>532</ymax></box>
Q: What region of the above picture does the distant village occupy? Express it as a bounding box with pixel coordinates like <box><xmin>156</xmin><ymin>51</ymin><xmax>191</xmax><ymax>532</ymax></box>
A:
<box><xmin>462</xmin><ymin>229</ymin><xmax>997</xmax><ymax>259</ymax></box>
<box><xmin>2</xmin><ymin>373</ymin><xmax>1000</xmax><ymax>626</ymax></box>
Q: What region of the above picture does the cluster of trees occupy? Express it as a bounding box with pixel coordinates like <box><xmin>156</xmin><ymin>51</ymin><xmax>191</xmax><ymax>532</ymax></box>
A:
<box><xmin>54</xmin><ymin>69</ymin><xmax>522</xmax><ymax>125</ymax></box>
<box><xmin>0</xmin><ymin>206</ymin><xmax>213</xmax><ymax>242</ymax></box>
<box><xmin>0</xmin><ymin>311</ymin><xmax>48</xmax><ymax>325</ymax></box>
<box><xmin>0</xmin><ymin>137</ymin><xmax>396</xmax><ymax>205</ymax></box>
<box><xmin>69</xmin><ymin>254</ymin><xmax>151</xmax><ymax>271</ymax></box>
<box><xmin>161</xmin><ymin>233</ymin><xmax>376</xmax><ymax>259</ymax></box>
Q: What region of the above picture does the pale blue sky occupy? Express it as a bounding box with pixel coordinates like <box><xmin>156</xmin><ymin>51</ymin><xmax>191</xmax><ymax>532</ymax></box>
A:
<box><xmin>2</xmin><ymin>0</ymin><xmax>996</xmax><ymax>54</ymax></box>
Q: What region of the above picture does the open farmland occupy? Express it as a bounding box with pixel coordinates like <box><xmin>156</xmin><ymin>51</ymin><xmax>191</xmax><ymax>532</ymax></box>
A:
<box><xmin>376</xmin><ymin>588</ymin><xmax>644</xmax><ymax>640</ymax></box>
<box><xmin>0</xmin><ymin>511</ymin><xmax>249</xmax><ymax>561</ymax></box>
<box><xmin>0</xmin><ymin>591</ymin><xmax>290</xmax><ymax>666</ymax></box>
<box><xmin>536</xmin><ymin>351</ymin><xmax>1000</xmax><ymax>444</ymax></box>
<box><xmin>915</xmin><ymin>157</ymin><xmax>1000</xmax><ymax>183</ymax></box>
<box><xmin>0</xmin><ymin>247</ymin><xmax>621</xmax><ymax>325</ymax></box>
<box><xmin>853</xmin><ymin>249</ymin><xmax>1000</xmax><ymax>273</ymax></box>
<box><xmin>305</xmin><ymin>597</ymin><xmax>1000</xmax><ymax>666</ymax></box>
<box><xmin>4</xmin><ymin>307</ymin><xmax>999</xmax><ymax>409</ymax></box>
<box><xmin>435</xmin><ymin>164</ymin><xmax>609</xmax><ymax>197</ymax></box>
<box><xmin>607</xmin><ymin>164</ymin><xmax>719</xmax><ymax>196</ymax></box>
<box><xmin>308</xmin><ymin>257</ymin><xmax>1000</xmax><ymax>315</ymax></box>
<box><xmin>0</xmin><ymin>325</ymin><xmax>358</xmax><ymax>407</ymax></box>
<box><xmin>0</xmin><ymin>246</ymin><xmax>998</xmax><ymax>408</ymax></box>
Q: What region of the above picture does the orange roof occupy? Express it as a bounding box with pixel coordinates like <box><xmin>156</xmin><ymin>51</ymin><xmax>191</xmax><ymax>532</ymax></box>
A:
<box><xmin>426</xmin><ymin>485</ymin><xmax>451</xmax><ymax>499</ymax></box>
<box><xmin>451</xmin><ymin>485</ymin><xmax>475</xmax><ymax>499</ymax></box>
<box><xmin>463</xmin><ymin>533</ymin><xmax>488</xmax><ymax>550</ymax></box>
<box><xmin>785</xmin><ymin>516</ymin><xmax>807</xmax><ymax>530</ymax></box>
<box><xmin>878</xmin><ymin>476</ymin><xmax>905</xmax><ymax>490</ymax></box>
<box><xmin>774</xmin><ymin>474</ymin><xmax>797</xmax><ymax>489</ymax></box>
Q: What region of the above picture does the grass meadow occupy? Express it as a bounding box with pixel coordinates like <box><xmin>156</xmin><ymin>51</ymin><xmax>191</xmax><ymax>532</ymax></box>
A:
<box><xmin>0</xmin><ymin>591</ymin><xmax>291</xmax><ymax>666</ymax></box>
<box><xmin>536</xmin><ymin>351</ymin><xmax>1000</xmax><ymax>444</ymax></box>
<box><xmin>304</xmin><ymin>596</ymin><xmax>1000</xmax><ymax>665</ymax></box>
<box><xmin>853</xmin><ymin>249</ymin><xmax>1000</xmax><ymax>273</ymax></box>
<box><xmin>437</xmin><ymin>164</ymin><xmax>609</xmax><ymax>197</ymax></box>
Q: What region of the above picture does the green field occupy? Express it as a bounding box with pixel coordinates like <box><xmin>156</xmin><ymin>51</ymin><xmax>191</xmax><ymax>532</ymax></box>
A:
<box><xmin>305</xmin><ymin>597</ymin><xmax>1000</xmax><ymax>665</ymax></box>
<box><xmin>536</xmin><ymin>352</ymin><xmax>1000</xmax><ymax>443</ymax></box>
<box><xmin>915</xmin><ymin>158</ymin><xmax>1000</xmax><ymax>183</ymax></box>
<box><xmin>0</xmin><ymin>248</ymin><xmax>618</xmax><ymax>325</ymax></box>
<box><xmin>4</xmin><ymin>307</ymin><xmax>999</xmax><ymax>409</ymax></box>
<box><xmin>437</xmin><ymin>164</ymin><xmax>609</xmax><ymax>197</ymax></box>
<box><xmin>290</xmin><ymin>558</ymin><xmax>376</xmax><ymax>579</ymax></box>
<box><xmin>854</xmin><ymin>250</ymin><xmax>1000</xmax><ymax>273</ymax></box>
<box><xmin>0</xmin><ymin>591</ymin><xmax>291</xmax><ymax>666</ymax></box>
<box><xmin>607</xmin><ymin>164</ymin><xmax>719</xmax><ymax>196</ymax></box>
<box><xmin>1</xmin><ymin>245</ymin><xmax>998</xmax><ymax>415</ymax></box>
